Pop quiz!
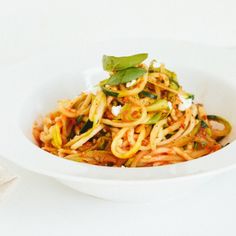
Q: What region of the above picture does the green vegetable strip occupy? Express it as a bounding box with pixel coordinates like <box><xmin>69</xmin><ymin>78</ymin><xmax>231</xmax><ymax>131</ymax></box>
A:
<box><xmin>207</xmin><ymin>115</ymin><xmax>232</xmax><ymax>138</ymax></box>
<box><xmin>101</xmin><ymin>86</ymin><xmax>119</xmax><ymax>97</ymax></box>
<box><xmin>146</xmin><ymin>113</ymin><xmax>162</xmax><ymax>124</ymax></box>
<box><xmin>146</xmin><ymin>99</ymin><xmax>169</xmax><ymax>112</ymax></box>
<box><xmin>76</xmin><ymin>115</ymin><xmax>83</xmax><ymax>124</ymax></box>
<box><xmin>139</xmin><ymin>90</ymin><xmax>157</xmax><ymax>99</ymax></box>
<box><xmin>80</xmin><ymin>119</ymin><xmax>93</xmax><ymax>134</ymax></box>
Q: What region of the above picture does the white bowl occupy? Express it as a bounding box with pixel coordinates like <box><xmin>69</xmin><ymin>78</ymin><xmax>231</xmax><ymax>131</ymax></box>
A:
<box><xmin>0</xmin><ymin>39</ymin><xmax>235</xmax><ymax>202</ymax></box>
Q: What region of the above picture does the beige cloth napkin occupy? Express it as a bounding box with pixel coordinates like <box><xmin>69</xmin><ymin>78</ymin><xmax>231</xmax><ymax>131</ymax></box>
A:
<box><xmin>0</xmin><ymin>164</ymin><xmax>18</xmax><ymax>201</ymax></box>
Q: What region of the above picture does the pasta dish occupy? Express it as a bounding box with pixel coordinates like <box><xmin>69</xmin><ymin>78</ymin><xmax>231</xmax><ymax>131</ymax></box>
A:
<box><xmin>33</xmin><ymin>53</ymin><xmax>231</xmax><ymax>167</ymax></box>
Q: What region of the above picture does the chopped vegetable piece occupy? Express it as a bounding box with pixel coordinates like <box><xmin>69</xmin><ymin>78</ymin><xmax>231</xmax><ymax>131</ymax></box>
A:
<box><xmin>67</xmin><ymin>127</ymin><xmax>76</xmax><ymax>141</ymax></box>
<box><xmin>200</xmin><ymin>120</ymin><xmax>208</xmax><ymax>128</ymax></box>
<box><xmin>169</xmin><ymin>78</ymin><xmax>180</xmax><ymax>90</ymax></box>
<box><xmin>101</xmin><ymin>85</ymin><xmax>119</xmax><ymax>97</ymax></box>
<box><xmin>80</xmin><ymin>119</ymin><xmax>93</xmax><ymax>134</ymax></box>
<box><xmin>193</xmin><ymin>142</ymin><xmax>199</xmax><ymax>150</ymax></box>
<box><xmin>51</xmin><ymin>124</ymin><xmax>62</xmax><ymax>148</ymax></box>
<box><xmin>139</xmin><ymin>90</ymin><xmax>157</xmax><ymax>99</ymax></box>
<box><xmin>76</xmin><ymin>115</ymin><xmax>83</xmax><ymax>124</ymax></box>
<box><xmin>207</xmin><ymin>115</ymin><xmax>232</xmax><ymax>139</ymax></box>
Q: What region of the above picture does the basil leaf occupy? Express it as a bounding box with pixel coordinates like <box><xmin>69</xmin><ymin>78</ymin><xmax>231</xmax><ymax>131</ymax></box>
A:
<box><xmin>106</xmin><ymin>67</ymin><xmax>146</xmax><ymax>86</ymax></box>
<box><xmin>103</xmin><ymin>53</ymin><xmax>148</xmax><ymax>71</ymax></box>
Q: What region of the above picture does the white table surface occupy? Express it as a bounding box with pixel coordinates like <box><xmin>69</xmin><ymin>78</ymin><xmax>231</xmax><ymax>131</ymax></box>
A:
<box><xmin>1</xmin><ymin>0</ymin><xmax>236</xmax><ymax>235</ymax></box>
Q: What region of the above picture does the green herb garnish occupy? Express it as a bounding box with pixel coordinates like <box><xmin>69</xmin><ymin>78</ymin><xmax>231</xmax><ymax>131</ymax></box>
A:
<box><xmin>106</xmin><ymin>67</ymin><xmax>146</xmax><ymax>86</ymax></box>
<box><xmin>103</xmin><ymin>53</ymin><xmax>148</xmax><ymax>72</ymax></box>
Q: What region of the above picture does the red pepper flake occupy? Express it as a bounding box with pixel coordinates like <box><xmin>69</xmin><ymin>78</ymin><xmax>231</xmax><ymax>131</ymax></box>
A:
<box><xmin>70</xmin><ymin>119</ymin><xmax>77</xmax><ymax>125</ymax></box>
<box><xmin>162</xmin><ymin>152</ymin><xmax>168</xmax><ymax>155</ymax></box>
<box><xmin>132</xmin><ymin>111</ymin><xmax>140</xmax><ymax>119</ymax></box>
<box><xmin>142</xmin><ymin>139</ymin><xmax>149</xmax><ymax>146</ymax></box>
<box><xmin>123</xmin><ymin>97</ymin><xmax>130</xmax><ymax>103</ymax></box>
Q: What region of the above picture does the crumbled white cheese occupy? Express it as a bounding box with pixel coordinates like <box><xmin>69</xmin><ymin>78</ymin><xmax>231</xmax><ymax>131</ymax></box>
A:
<box><xmin>168</xmin><ymin>101</ymin><xmax>173</xmax><ymax>110</ymax></box>
<box><xmin>126</xmin><ymin>79</ymin><xmax>137</xmax><ymax>88</ymax></box>
<box><xmin>111</xmin><ymin>105</ymin><xmax>122</xmax><ymax>116</ymax></box>
<box><xmin>178</xmin><ymin>95</ymin><xmax>193</xmax><ymax>111</ymax></box>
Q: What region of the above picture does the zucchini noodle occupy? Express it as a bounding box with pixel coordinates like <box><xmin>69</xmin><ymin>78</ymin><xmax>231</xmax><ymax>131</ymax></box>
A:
<box><xmin>33</xmin><ymin>54</ymin><xmax>232</xmax><ymax>167</ymax></box>
<box><xmin>111</xmin><ymin>125</ymin><xmax>146</xmax><ymax>159</ymax></box>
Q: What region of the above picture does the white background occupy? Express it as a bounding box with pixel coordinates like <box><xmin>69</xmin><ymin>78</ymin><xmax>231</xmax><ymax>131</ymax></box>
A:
<box><xmin>0</xmin><ymin>0</ymin><xmax>236</xmax><ymax>66</ymax></box>
<box><xmin>0</xmin><ymin>0</ymin><xmax>236</xmax><ymax>235</ymax></box>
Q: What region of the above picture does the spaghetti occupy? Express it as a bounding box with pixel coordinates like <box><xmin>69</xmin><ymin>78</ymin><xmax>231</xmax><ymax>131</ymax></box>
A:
<box><xmin>33</xmin><ymin>53</ymin><xmax>232</xmax><ymax>167</ymax></box>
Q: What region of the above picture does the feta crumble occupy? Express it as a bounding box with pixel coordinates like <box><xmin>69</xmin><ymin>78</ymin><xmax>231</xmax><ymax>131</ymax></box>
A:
<box><xmin>126</xmin><ymin>80</ymin><xmax>137</xmax><ymax>88</ymax></box>
<box><xmin>168</xmin><ymin>101</ymin><xmax>173</xmax><ymax>110</ymax></box>
<box><xmin>111</xmin><ymin>105</ymin><xmax>122</xmax><ymax>116</ymax></box>
<box><xmin>178</xmin><ymin>95</ymin><xmax>193</xmax><ymax>111</ymax></box>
